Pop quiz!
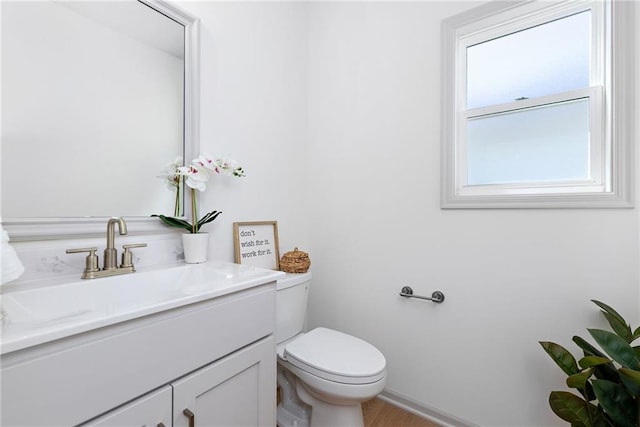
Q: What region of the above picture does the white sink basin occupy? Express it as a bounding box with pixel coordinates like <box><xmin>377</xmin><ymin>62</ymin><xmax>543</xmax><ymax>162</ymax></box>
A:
<box><xmin>1</xmin><ymin>261</ymin><xmax>283</xmax><ymax>354</ymax></box>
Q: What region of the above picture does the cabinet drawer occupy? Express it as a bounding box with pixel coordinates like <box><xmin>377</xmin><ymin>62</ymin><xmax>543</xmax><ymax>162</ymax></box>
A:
<box><xmin>81</xmin><ymin>386</ymin><xmax>172</xmax><ymax>427</ymax></box>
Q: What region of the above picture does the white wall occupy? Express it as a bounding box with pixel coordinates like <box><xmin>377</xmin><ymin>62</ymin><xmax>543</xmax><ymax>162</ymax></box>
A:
<box><xmin>179</xmin><ymin>1</ymin><xmax>639</xmax><ymax>425</ymax></box>
<box><xmin>175</xmin><ymin>1</ymin><xmax>311</xmax><ymax>263</ymax></box>
<box><xmin>8</xmin><ymin>0</ymin><xmax>633</xmax><ymax>425</ymax></box>
<box><xmin>305</xmin><ymin>2</ymin><xmax>640</xmax><ymax>427</ymax></box>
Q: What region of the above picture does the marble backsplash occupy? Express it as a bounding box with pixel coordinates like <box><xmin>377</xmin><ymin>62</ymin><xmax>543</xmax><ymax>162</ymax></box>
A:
<box><xmin>3</xmin><ymin>232</ymin><xmax>185</xmax><ymax>291</ymax></box>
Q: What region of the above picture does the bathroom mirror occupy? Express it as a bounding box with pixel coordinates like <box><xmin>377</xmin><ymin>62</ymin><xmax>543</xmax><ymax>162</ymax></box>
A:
<box><xmin>1</xmin><ymin>0</ymin><xmax>199</xmax><ymax>239</ymax></box>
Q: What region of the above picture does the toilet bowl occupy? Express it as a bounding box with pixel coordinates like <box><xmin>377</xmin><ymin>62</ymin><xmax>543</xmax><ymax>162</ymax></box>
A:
<box><xmin>276</xmin><ymin>273</ymin><xmax>387</xmax><ymax>427</ymax></box>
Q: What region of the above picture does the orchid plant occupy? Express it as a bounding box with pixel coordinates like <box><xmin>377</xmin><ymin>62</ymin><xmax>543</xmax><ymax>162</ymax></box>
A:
<box><xmin>158</xmin><ymin>156</ymin><xmax>184</xmax><ymax>216</ymax></box>
<box><xmin>153</xmin><ymin>154</ymin><xmax>245</xmax><ymax>234</ymax></box>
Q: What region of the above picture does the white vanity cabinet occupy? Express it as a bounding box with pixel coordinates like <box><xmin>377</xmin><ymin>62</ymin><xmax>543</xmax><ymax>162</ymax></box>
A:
<box><xmin>1</xmin><ymin>275</ymin><xmax>278</xmax><ymax>427</ymax></box>
<box><xmin>83</xmin><ymin>336</ymin><xmax>275</xmax><ymax>427</ymax></box>
<box><xmin>172</xmin><ymin>336</ymin><xmax>275</xmax><ymax>427</ymax></box>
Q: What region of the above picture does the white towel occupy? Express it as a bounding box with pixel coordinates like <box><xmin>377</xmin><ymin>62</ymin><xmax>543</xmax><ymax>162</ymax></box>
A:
<box><xmin>1</xmin><ymin>225</ymin><xmax>24</xmax><ymax>284</ymax></box>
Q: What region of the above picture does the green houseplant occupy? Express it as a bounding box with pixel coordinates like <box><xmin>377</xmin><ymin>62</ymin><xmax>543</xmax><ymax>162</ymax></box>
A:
<box><xmin>540</xmin><ymin>300</ymin><xmax>640</xmax><ymax>427</ymax></box>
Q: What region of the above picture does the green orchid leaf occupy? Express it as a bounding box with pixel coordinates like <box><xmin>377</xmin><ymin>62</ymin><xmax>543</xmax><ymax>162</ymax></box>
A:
<box><xmin>588</xmin><ymin>329</ymin><xmax>640</xmax><ymax>370</ymax></box>
<box><xmin>591</xmin><ymin>379</ymin><xmax>637</xmax><ymax>427</ymax></box>
<box><xmin>198</xmin><ymin>210</ymin><xmax>221</xmax><ymax>223</ymax></box>
<box><xmin>198</xmin><ymin>211</ymin><xmax>222</xmax><ymax>227</ymax></box>
<box><xmin>548</xmin><ymin>391</ymin><xmax>594</xmax><ymax>426</ymax></box>
<box><xmin>540</xmin><ymin>341</ymin><xmax>579</xmax><ymax>376</ymax></box>
<box><xmin>151</xmin><ymin>214</ymin><xmax>192</xmax><ymax>232</ymax></box>
<box><xmin>633</xmin><ymin>326</ymin><xmax>640</xmax><ymax>342</ymax></box>
<box><xmin>579</xmin><ymin>356</ymin><xmax>611</xmax><ymax>369</ymax></box>
<box><xmin>567</xmin><ymin>368</ymin><xmax>594</xmax><ymax>390</ymax></box>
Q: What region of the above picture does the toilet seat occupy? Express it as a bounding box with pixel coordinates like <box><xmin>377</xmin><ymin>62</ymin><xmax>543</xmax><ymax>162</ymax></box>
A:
<box><xmin>282</xmin><ymin>327</ymin><xmax>386</xmax><ymax>385</ymax></box>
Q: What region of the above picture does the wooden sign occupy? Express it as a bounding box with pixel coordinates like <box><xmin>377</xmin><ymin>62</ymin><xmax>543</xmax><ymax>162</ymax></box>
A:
<box><xmin>233</xmin><ymin>221</ymin><xmax>280</xmax><ymax>270</ymax></box>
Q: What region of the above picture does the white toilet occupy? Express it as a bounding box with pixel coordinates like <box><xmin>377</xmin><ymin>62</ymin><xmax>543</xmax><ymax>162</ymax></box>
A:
<box><xmin>276</xmin><ymin>272</ymin><xmax>387</xmax><ymax>427</ymax></box>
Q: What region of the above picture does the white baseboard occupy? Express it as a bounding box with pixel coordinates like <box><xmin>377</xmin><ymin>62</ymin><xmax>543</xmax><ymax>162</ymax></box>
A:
<box><xmin>378</xmin><ymin>389</ymin><xmax>479</xmax><ymax>427</ymax></box>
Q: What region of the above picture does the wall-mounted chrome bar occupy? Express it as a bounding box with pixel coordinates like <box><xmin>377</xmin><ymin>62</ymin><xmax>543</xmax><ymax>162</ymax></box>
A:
<box><xmin>399</xmin><ymin>286</ymin><xmax>445</xmax><ymax>303</ymax></box>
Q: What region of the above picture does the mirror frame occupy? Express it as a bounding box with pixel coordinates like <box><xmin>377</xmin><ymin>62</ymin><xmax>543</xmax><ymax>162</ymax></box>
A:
<box><xmin>2</xmin><ymin>0</ymin><xmax>200</xmax><ymax>241</ymax></box>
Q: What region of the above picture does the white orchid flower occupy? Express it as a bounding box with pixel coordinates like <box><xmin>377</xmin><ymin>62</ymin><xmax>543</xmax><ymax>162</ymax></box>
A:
<box><xmin>206</xmin><ymin>155</ymin><xmax>246</xmax><ymax>177</ymax></box>
<box><xmin>154</xmin><ymin>152</ymin><xmax>244</xmax><ymax>234</ymax></box>
<box><xmin>215</xmin><ymin>157</ymin><xmax>238</xmax><ymax>175</ymax></box>
<box><xmin>194</xmin><ymin>153</ymin><xmax>217</xmax><ymax>172</ymax></box>
<box><xmin>178</xmin><ymin>164</ymin><xmax>209</xmax><ymax>192</ymax></box>
<box><xmin>193</xmin><ymin>153</ymin><xmax>240</xmax><ymax>176</ymax></box>
<box><xmin>158</xmin><ymin>156</ymin><xmax>183</xmax><ymax>189</ymax></box>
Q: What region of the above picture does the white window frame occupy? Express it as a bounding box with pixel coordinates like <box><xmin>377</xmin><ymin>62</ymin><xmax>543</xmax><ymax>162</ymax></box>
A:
<box><xmin>441</xmin><ymin>0</ymin><xmax>635</xmax><ymax>208</ymax></box>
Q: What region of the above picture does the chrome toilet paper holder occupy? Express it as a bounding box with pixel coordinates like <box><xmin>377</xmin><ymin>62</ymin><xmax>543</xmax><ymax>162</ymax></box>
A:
<box><xmin>399</xmin><ymin>286</ymin><xmax>445</xmax><ymax>303</ymax></box>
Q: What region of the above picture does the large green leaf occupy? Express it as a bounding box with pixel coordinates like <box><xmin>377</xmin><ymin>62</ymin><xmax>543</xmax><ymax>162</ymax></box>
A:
<box><xmin>541</xmin><ymin>341</ymin><xmax>580</xmax><ymax>376</ymax></box>
<box><xmin>618</xmin><ymin>368</ymin><xmax>640</xmax><ymax>398</ymax></box>
<box><xmin>589</xmin><ymin>329</ymin><xmax>640</xmax><ymax>370</ymax></box>
<box><xmin>574</xmin><ymin>336</ymin><xmax>608</xmax><ymax>358</ymax></box>
<box><xmin>591</xmin><ymin>299</ymin><xmax>632</xmax><ymax>342</ymax></box>
<box><xmin>579</xmin><ymin>356</ymin><xmax>611</xmax><ymax>369</ymax></box>
<box><xmin>588</xmin><ymin>409</ymin><xmax>616</xmax><ymax>427</ymax></box>
<box><xmin>633</xmin><ymin>326</ymin><xmax>640</xmax><ymax>342</ymax></box>
<box><xmin>567</xmin><ymin>368</ymin><xmax>594</xmax><ymax>390</ymax></box>
<box><xmin>619</xmin><ymin>368</ymin><xmax>640</xmax><ymax>385</ymax></box>
<box><xmin>549</xmin><ymin>391</ymin><xmax>594</xmax><ymax>426</ymax></box>
<box><xmin>602</xmin><ymin>312</ymin><xmax>633</xmax><ymax>343</ymax></box>
<box><xmin>592</xmin><ymin>379</ymin><xmax>637</xmax><ymax>427</ymax></box>
<box><xmin>573</xmin><ymin>336</ymin><xmax>619</xmax><ymax>383</ymax></box>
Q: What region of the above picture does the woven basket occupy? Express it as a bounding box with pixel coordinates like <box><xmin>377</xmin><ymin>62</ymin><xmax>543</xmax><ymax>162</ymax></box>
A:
<box><xmin>280</xmin><ymin>247</ymin><xmax>311</xmax><ymax>273</ymax></box>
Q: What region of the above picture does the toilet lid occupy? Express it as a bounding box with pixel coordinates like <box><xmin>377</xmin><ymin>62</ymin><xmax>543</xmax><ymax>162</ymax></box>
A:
<box><xmin>283</xmin><ymin>327</ymin><xmax>386</xmax><ymax>385</ymax></box>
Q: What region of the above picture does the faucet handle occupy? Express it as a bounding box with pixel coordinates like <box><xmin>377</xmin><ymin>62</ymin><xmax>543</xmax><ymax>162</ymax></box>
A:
<box><xmin>66</xmin><ymin>247</ymin><xmax>100</xmax><ymax>274</ymax></box>
<box><xmin>120</xmin><ymin>243</ymin><xmax>147</xmax><ymax>269</ymax></box>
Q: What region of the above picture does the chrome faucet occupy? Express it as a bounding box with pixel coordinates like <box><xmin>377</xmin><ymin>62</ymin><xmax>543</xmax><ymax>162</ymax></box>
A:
<box><xmin>104</xmin><ymin>217</ymin><xmax>127</xmax><ymax>270</ymax></box>
<box><xmin>66</xmin><ymin>217</ymin><xmax>147</xmax><ymax>280</ymax></box>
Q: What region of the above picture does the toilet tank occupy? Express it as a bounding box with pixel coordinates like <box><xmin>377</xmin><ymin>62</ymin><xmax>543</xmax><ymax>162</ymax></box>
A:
<box><xmin>276</xmin><ymin>272</ymin><xmax>312</xmax><ymax>344</ymax></box>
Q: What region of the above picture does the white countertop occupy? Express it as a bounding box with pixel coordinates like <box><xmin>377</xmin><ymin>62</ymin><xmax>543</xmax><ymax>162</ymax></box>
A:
<box><xmin>0</xmin><ymin>261</ymin><xmax>284</xmax><ymax>355</ymax></box>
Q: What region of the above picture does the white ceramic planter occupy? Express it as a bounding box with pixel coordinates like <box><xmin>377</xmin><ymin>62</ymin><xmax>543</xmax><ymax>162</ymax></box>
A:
<box><xmin>182</xmin><ymin>232</ymin><xmax>209</xmax><ymax>264</ymax></box>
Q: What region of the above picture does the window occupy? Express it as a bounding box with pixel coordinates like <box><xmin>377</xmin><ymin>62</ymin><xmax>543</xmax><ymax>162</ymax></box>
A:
<box><xmin>441</xmin><ymin>0</ymin><xmax>635</xmax><ymax>208</ymax></box>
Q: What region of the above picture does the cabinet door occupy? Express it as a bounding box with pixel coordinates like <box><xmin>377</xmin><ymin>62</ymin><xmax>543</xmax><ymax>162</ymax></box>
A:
<box><xmin>172</xmin><ymin>336</ymin><xmax>276</xmax><ymax>427</ymax></box>
<box><xmin>81</xmin><ymin>386</ymin><xmax>172</xmax><ymax>427</ymax></box>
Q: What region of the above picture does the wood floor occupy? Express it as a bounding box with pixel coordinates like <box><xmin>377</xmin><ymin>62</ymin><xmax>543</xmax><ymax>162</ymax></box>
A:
<box><xmin>362</xmin><ymin>398</ymin><xmax>441</xmax><ymax>427</ymax></box>
<box><xmin>277</xmin><ymin>390</ymin><xmax>440</xmax><ymax>427</ymax></box>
